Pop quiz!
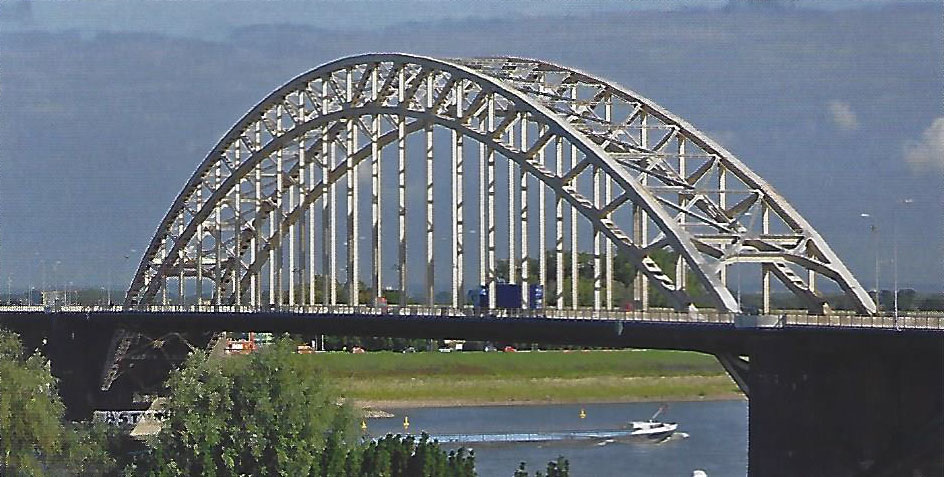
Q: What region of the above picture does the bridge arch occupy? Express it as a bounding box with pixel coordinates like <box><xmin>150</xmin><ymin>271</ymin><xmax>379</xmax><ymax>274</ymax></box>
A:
<box><xmin>125</xmin><ymin>53</ymin><xmax>874</xmax><ymax>315</ymax></box>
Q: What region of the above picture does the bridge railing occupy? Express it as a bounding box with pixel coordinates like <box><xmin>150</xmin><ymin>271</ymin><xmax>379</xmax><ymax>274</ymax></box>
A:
<box><xmin>0</xmin><ymin>305</ymin><xmax>941</xmax><ymax>330</ymax></box>
<box><xmin>119</xmin><ymin>304</ymin><xmax>736</xmax><ymax>324</ymax></box>
<box><xmin>780</xmin><ymin>312</ymin><xmax>943</xmax><ymax>330</ymax></box>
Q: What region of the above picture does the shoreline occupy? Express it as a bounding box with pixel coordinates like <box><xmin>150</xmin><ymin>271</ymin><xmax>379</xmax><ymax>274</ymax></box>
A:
<box><xmin>305</xmin><ymin>350</ymin><xmax>743</xmax><ymax>414</ymax></box>
<box><xmin>356</xmin><ymin>393</ymin><xmax>745</xmax><ymax>412</ymax></box>
<box><xmin>340</xmin><ymin>374</ymin><xmax>741</xmax><ymax>408</ymax></box>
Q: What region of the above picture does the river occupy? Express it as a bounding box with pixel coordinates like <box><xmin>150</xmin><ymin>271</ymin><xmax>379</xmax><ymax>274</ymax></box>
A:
<box><xmin>366</xmin><ymin>400</ymin><xmax>747</xmax><ymax>476</ymax></box>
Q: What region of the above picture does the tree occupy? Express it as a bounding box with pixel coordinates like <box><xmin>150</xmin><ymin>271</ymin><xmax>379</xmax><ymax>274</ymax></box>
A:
<box><xmin>135</xmin><ymin>338</ymin><xmax>475</xmax><ymax>476</ymax></box>
<box><xmin>348</xmin><ymin>434</ymin><xmax>474</xmax><ymax>477</ymax></box>
<box><xmin>509</xmin><ymin>248</ymin><xmax>707</xmax><ymax>309</ymax></box>
<box><xmin>514</xmin><ymin>456</ymin><xmax>570</xmax><ymax>477</ymax></box>
<box><xmin>897</xmin><ymin>288</ymin><xmax>917</xmax><ymax>311</ymax></box>
<box><xmin>918</xmin><ymin>293</ymin><xmax>944</xmax><ymax>311</ymax></box>
<box><xmin>0</xmin><ymin>329</ymin><xmax>113</xmax><ymax>475</ymax></box>
<box><xmin>135</xmin><ymin>338</ymin><xmax>357</xmax><ymax>476</ymax></box>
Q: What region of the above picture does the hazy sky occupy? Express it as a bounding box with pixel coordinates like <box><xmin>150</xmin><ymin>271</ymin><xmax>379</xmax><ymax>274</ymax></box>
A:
<box><xmin>1</xmin><ymin>0</ymin><xmax>941</xmax><ymax>295</ymax></box>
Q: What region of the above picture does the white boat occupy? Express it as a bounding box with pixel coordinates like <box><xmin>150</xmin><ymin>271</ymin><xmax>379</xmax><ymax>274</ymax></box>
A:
<box><xmin>624</xmin><ymin>405</ymin><xmax>678</xmax><ymax>442</ymax></box>
<box><xmin>412</xmin><ymin>405</ymin><xmax>683</xmax><ymax>446</ymax></box>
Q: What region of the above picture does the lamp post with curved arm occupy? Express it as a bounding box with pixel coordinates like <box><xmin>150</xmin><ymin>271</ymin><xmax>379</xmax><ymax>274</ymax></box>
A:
<box><xmin>893</xmin><ymin>199</ymin><xmax>913</xmax><ymax>328</ymax></box>
<box><xmin>860</xmin><ymin>213</ymin><xmax>879</xmax><ymax>312</ymax></box>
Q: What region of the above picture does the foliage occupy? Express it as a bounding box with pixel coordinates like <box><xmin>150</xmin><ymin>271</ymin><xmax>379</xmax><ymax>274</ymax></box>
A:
<box><xmin>496</xmin><ymin>248</ymin><xmax>708</xmax><ymax>308</ymax></box>
<box><xmin>312</xmin><ymin>336</ymin><xmax>430</xmax><ymax>353</ymax></box>
<box><xmin>134</xmin><ymin>338</ymin><xmax>356</xmax><ymax>476</ymax></box>
<box><xmin>134</xmin><ymin>338</ymin><xmax>480</xmax><ymax>475</ymax></box>
<box><xmin>514</xmin><ymin>456</ymin><xmax>570</xmax><ymax>477</ymax></box>
<box><xmin>283</xmin><ymin>276</ymin><xmax>421</xmax><ymax>306</ymax></box>
<box><xmin>57</xmin><ymin>422</ymin><xmax>119</xmax><ymax>475</ymax></box>
<box><xmin>918</xmin><ymin>293</ymin><xmax>944</xmax><ymax>311</ymax></box>
<box><xmin>348</xmin><ymin>433</ymin><xmax>475</xmax><ymax>477</ymax></box>
<box><xmin>0</xmin><ymin>329</ymin><xmax>113</xmax><ymax>475</ymax></box>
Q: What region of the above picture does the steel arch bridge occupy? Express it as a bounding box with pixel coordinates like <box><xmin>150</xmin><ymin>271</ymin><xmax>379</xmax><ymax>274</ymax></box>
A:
<box><xmin>124</xmin><ymin>53</ymin><xmax>875</xmax><ymax>315</ymax></box>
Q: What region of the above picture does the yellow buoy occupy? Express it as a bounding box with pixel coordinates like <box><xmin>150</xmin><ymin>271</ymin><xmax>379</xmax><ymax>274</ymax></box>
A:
<box><xmin>360</xmin><ymin>420</ymin><xmax>368</xmax><ymax>432</ymax></box>
<box><xmin>579</xmin><ymin>408</ymin><xmax>586</xmax><ymax>419</ymax></box>
<box><xmin>403</xmin><ymin>416</ymin><xmax>410</xmax><ymax>430</ymax></box>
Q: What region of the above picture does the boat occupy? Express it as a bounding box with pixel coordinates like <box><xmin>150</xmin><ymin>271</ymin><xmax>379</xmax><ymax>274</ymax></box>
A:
<box><xmin>398</xmin><ymin>405</ymin><xmax>683</xmax><ymax>446</ymax></box>
<box><xmin>624</xmin><ymin>405</ymin><xmax>678</xmax><ymax>442</ymax></box>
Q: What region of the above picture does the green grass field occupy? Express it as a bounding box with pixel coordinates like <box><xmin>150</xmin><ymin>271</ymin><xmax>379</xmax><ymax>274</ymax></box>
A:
<box><xmin>287</xmin><ymin>350</ymin><xmax>742</xmax><ymax>406</ymax></box>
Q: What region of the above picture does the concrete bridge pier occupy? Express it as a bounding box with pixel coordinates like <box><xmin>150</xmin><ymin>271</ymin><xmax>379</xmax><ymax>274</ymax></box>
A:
<box><xmin>746</xmin><ymin>331</ymin><xmax>943</xmax><ymax>476</ymax></box>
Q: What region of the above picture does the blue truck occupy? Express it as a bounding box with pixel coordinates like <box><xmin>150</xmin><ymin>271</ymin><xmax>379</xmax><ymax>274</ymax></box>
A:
<box><xmin>467</xmin><ymin>283</ymin><xmax>544</xmax><ymax>309</ymax></box>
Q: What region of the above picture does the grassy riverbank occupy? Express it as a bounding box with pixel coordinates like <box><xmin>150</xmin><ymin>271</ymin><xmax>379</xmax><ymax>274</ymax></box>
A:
<box><xmin>291</xmin><ymin>350</ymin><xmax>742</xmax><ymax>407</ymax></box>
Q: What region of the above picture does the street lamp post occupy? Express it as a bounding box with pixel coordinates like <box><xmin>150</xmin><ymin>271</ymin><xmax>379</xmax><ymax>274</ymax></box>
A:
<box><xmin>860</xmin><ymin>213</ymin><xmax>879</xmax><ymax>311</ymax></box>
<box><xmin>56</xmin><ymin>261</ymin><xmax>63</xmax><ymax>302</ymax></box>
<box><xmin>123</xmin><ymin>249</ymin><xmax>137</xmax><ymax>305</ymax></box>
<box><xmin>107</xmin><ymin>263</ymin><xmax>112</xmax><ymax>306</ymax></box>
<box><xmin>892</xmin><ymin>198</ymin><xmax>914</xmax><ymax>329</ymax></box>
<box><xmin>40</xmin><ymin>259</ymin><xmax>46</xmax><ymax>295</ymax></box>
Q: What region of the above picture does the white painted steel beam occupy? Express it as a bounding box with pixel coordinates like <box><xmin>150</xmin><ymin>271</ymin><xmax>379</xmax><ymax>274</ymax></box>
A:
<box><xmin>398</xmin><ymin>68</ymin><xmax>408</xmax><ymax>305</ymax></box>
<box><xmin>593</xmin><ymin>164</ymin><xmax>601</xmax><ymax>311</ymax></box>
<box><xmin>455</xmin><ymin>81</ymin><xmax>465</xmax><ymax>305</ymax></box>
<box><xmin>519</xmin><ymin>116</ymin><xmax>529</xmax><ymax>308</ymax></box>
<box><xmin>329</xmin><ymin>135</ymin><xmax>338</xmax><ymax>305</ymax></box>
<box><xmin>304</xmin><ymin>97</ymin><xmax>316</xmax><ymax>306</ymax></box>
<box><xmin>451</xmin><ymin>81</ymin><xmax>461</xmax><ymax>307</ymax></box>
<box><xmin>346</xmin><ymin>69</ymin><xmax>359</xmax><ymax>306</ymax></box>
<box><xmin>321</xmin><ymin>84</ymin><xmax>331</xmax><ymax>305</ymax></box>
<box><xmin>555</xmin><ymin>137</ymin><xmax>564</xmax><ymax>310</ymax></box>
<box><xmin>253</xmin><ymin>122</ymin><xmax>262</xmax><ymax>306</ymax></box>
<box><xmin>763</xmin><ymin>203</ymin><xmax>771</xmax><ymax>314</ymax></box>
<box><xmin>676</xmin><ymin>136</ymin><xmax>687</xmax><ymax>294</ymax></box>
<box><xmin>604</xmin><ymin>100</ymin><xmax>613</xmax><ymax>310</ymax></box>
<box><xmin>426</xmin><ymin>74</ymin><xmax>435</xmax><ymax>306</ymax></box>
<box><xmin>479</xmin><ymin>137</ymin><xmax>486</xmax><ymax>292</ymax></box>
<box><xmin>195</xmin><ymin>167</ymin><xmax>204</xmax><ymax>307</ymax></box>
<box><xmin>234</xmin><ymin>146</ymin><xmax>242</xmax><ymax>306</ymax></box>
<box><xmin>371</xmin><ymin>67</ymin><xmax>382</xmax><ymax>303</ymax></box>
<box><xmin>570</xmin><ymin>143</ymin><xmax>579</xmax><ymax>310</ymax></box>
<box><xmin>487</xmin><ymin>94</ymin><xmax>497</xmax><ymax>308</ymax></box>
<box><xmin>636</xmin><ymin>111</ymin><xmax>649</xmax><ymax>310</ymax></box>
<box><xmin>538</xmin><ymin>124</ymin><xmax>547</xmax><ymax>298</ymax></box>
<box><xmin>508</xmin><ymin>115</ymin><xmax>517</xmax><ymax>285</ymax></box>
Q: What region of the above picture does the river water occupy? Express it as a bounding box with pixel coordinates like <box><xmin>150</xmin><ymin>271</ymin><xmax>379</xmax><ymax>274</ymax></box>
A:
<box><xmin>367</xmin><ymin>400</ymin><xmax>747</xmax><ymax>476</ymax></box>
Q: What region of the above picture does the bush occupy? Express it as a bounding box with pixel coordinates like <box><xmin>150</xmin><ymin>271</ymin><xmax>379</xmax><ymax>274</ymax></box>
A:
<box><xmin>348</xmin><ymin>433</ymin><xmax>474</xmax><ymax>477</ymax></box>
<box><xmin>133</xmin><ymin>337</ymin><xmax>475</xmax><ymax>476</ymax></box>
<box><xmin>514</xmin><ymin>456</ymin><xmax>570</xmax><ymax>477</ymax></box>
<box><xmin>0</xmin><ymin>329</ymin><xmax>113</xmax><ymax>475</ymax></box>
<box><xmin>133</xmin><ymin>339</ymin><xmax>355</xmax><ymax>475</ymax></box>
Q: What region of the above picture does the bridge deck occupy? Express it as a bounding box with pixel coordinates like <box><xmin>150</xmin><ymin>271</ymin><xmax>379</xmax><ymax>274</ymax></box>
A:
<box><xmin>1</xmin><ymin>305</ymin><xmax>941</xmax><ymax>331</ymax></box>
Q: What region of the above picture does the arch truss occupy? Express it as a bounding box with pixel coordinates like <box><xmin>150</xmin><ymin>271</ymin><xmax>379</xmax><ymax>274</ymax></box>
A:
<box><xmin>125</xmin><ymin>54</ymin><xmax>875</xmax><ymax>315</ymax></box>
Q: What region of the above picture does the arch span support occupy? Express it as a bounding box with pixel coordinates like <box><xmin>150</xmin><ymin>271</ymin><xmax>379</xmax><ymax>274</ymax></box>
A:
<box><xmin>125</xmin><ymin>54</ymin><xmax>874</xmax><ymax>315</ymax></box>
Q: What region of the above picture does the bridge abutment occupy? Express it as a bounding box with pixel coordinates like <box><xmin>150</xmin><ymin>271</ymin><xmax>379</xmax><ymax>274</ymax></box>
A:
<box><xmin>747</xmin><ymin>331</ymin><xmax>943</xmax><ymax>476</ymax></box>
<box><xmin>41</xmin><ymin>317</ymin><xmax>216</xmax><ymax>420</ymax></box>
